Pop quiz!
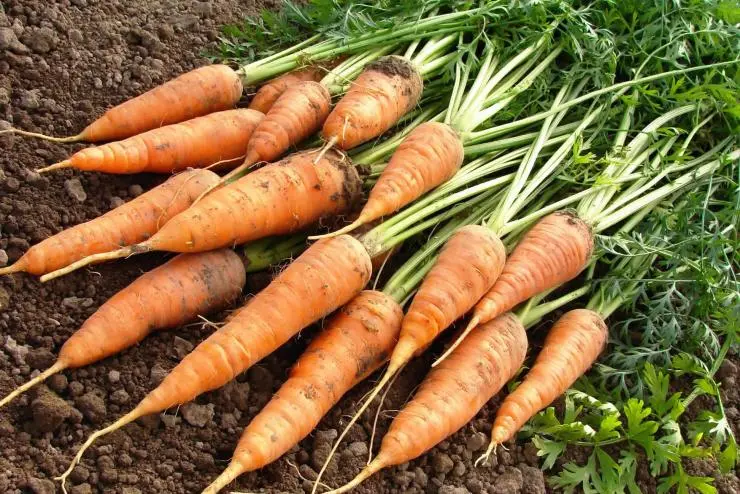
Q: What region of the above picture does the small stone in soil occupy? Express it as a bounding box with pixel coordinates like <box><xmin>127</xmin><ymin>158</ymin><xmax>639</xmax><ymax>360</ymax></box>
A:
<box><xmin>64</xmin><ymin>178</ymin><xmax>87</xmax><ymax>202</ymax></box>
<box><xmin>432</xmin><ymin>452</ymin><xmax>455</xmax><ymax>474</ymax></box>
<box><xmin>110</xmin><ymin>389</ymin><xmax>130</xmax><ymax>405</ymax></box>
<box><xmin>466</xmin><ymin>431</ymin><xmax>488</xmax><ymax>452</ymax></box>
<box><xmin>0</xmin><ymin>249</ymin><xmax>7</xmax><ymax>267</ymax></box>
<box><xmin>172</xmin><ymin>336</ymin><xmax>194</xmax><ymax>359</ymax></box>
<box><xmin>107</xmin><ymin>370</ymin><xmax>121</xmax><ymax>383</ymax></box>
<box><xmin>181</xmin><ymin>402</ymin><xmax>214</xmax><ymax>427</ymax></box>
<box><xmin>4</xmin><ymin>336</ymin><xmax>30</xmax><ymax>365</ymax></box>
<box><xmin>75</xmin><ymin>392</ymin><xmax>107</xmax><ymax>424</ymax></box>
<box><xmin>492</xmin><ymin>466</ymin><xmax>523</xmax><ymax>494</ymax></box>
<box><xmin>31</xmin><ymin>386</ymin><xmax>81</xmax><ymax>432</ymax></box>
<box><xmin>345</xmin><ymin>441</ymin><xmax>369</xmax><ymax>458</ymax></box>
<box><xmin>438</xmin><ymin>486</ymin><xmax>470</xmax><ymax>494</ymax></box>
<box><xmin>47</xmin><ymin>373</ymin><xmax>68</xmax><ymax>393</ymax></box>
<box><xmin>128</xmin><ymin>184</ymin><xmax>144</xmax><ymax>197</ymax></box>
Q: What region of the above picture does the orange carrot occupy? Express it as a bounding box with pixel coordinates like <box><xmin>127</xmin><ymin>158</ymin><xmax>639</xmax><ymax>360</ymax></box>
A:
<box><xmin>37</xmin><ymin>109</ymin><xmax>264</xmax><ymax>174</ymax></box>
<box><xmin>0</xmin><ymin>249</ymin><xmax>246</xmax><ymax>409</ymax></box>
<box><xmin>39</xmin><ymin>149</ymin><xmax>362</xmax><ymax>281</ymax></box>
<box><xmin>446</xmin><ymin>211</ymin><xmax>594</xmax><ymax>358</ymax></box>
<box><xmin>478</xmin><ymin>308</ymin><xmax>607</xmax><ymax>464</ymax></box>
<box><xmin>249</xmin><ymin>66</ymin><xmax>327</xmax><ymax>113</ymax></box>
<box><xmin>321</xmin><ymin>56</ymin><xmax>423</xmax><ymax>150</ymax></box>
<box><xmin>314</xmin><ymin>225</ymin><xmax>505</xmax><ymax>488</ymax></box>
<box><xmin>2</xmin><ymin>65</ymin><xmax>243</xmax><ymax>143</ymax></box>
<box><xmin>0</xmin><ymin>169</ymin><xmax>219</xmax><ymax>277</ymax></box>
<box><xmin>56</xmin><ymin>234</ymin><xmax>372</xmax><ymax>488</ymax></box>
<box><xmin>327</xmin><ymin>313</ymin><xmax>528</xmax><ymax>493</ymax></box>
<box><xmin>312</xmin><ymin>122</ymin><xmax>463</xmax><ymax>238</ymax></box>
<box><xmin>202</xmin><ymin>290</ymin><xmax>403</xmax><ymax>494</ymax></box>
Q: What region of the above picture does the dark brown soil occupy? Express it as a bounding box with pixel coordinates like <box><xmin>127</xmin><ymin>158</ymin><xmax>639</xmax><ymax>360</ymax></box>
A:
<box><xmin>1</xmin><ymin>1</ymin><xmax>738</xmax><ymax>494</ymax></box>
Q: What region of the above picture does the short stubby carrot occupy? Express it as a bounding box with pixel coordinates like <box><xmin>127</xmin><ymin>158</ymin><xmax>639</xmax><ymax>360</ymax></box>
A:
<box><xmin>0</xmin><ymin>249</ymin><xmax>246</xmax><ymax>410</ymax></box>
<box><xmin>249</xmin><ymin>65</ymin><xmax>327</xmax><ymax>113</ymax></box>
<box><xmin>2</xmin><ymin>64</ymin><xmax>243</xmax><ymax>143</ymax></box>
<box><xmin>56</xmin><ymin>235</ymin><xmax>372</xmax><ymax>490</ymax></box>
<box><xmin>38</xmin><ymin>109</ymin><xmax>264</xmax><ymax>174</ymax></box>
<box><xmin>39</xmin><ymin>149</ymin><xmax>363</xmax><ymax>281</ymax></box>
<box><xmin>313</xmin><ymin>122</ymin><xmax>463</xmax><ymax>238</ymax></box>
<box><xmin>462</xmin><ymin>211</ymin><xmax>594</xmax><ymax>342</ymax></box>
<box><xmin>322</xmin><ymin>56</ymin><xmax>423</xmax><ymax>150</ymax></box>
<box><xmin>326</xmin><ymin>313</ymin><xmax>528</xmax><ymax>493</ymax></box>
<box><xmin>201</xmin><ymin>290</ymin><xmax>403</xmax><ymax>494</ymax></box>
<box><xmin>480</xmin><ymin>309</ymin><xmax>608</xmax><ymax>463</ymax></box>
<box><xmin>0</xmin><ymin>169</ymin><xmax>219</xmax><ymax>277</ymax></box>
<box><xmin>313</xmin><ymin>225</ymin><xmax>505</xmax><ymax>488</ymax></box>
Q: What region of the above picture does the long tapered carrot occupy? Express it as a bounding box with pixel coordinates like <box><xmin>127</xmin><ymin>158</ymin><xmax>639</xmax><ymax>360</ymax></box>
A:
<box><xmin>0</xmin><ymin>169</ymin><xmax>219</xmax><ymax>277</ymax></box>
<box><xmin>442</xmin><ymin>210</ymin><xmax>594</xmax><ymax>361</ymax></box>
<box><xmin>39</xmin><ymin>149</ymin><xmax>363</xmax><ymax>281</ymax></box>
<box><xmin>321</xmin><ymin>56</ymin><xmax>423</xmax><ymax>150</ymax></box>
<box><xmin>37</xmin><ymin>109</ymin><xmax>264</xmax><ymax>174</ymax></box>
<box><xmin>314</xmin><ymin>225</ymin><xmax>505</xmax><ymax>489</ymax></box>
<box><xmin>1</xmin><ymin>65</ymin><xmax>243</xmax><ymax>143</ymax></box>
<box><xmin>202</xmin><ymin>290</ymin><xmax>403</xmax><ymax>494</ymax></box>
<box><xmin>56</xmin><ymin>234</ymin><xmax>372</xmax><ymax>489</ymax></box>
<box><xmin>0</xmin><ymin>249</ymin><xmax>246</xmax><ymax>410</ymax></box>
<box><xmin>312</xmin><ymin>122</ymin><xmax>464</xmax><ymax>239</ymax></box>
<box><xmin>249</xmin><ymin>66</ymin><xmax>327</xmax><ymax>113</ymax></box>
<box><xmin>326</xmin><ymin>313</ymin><xmax>528</xmax><ymax>493</ymax></box>
<box><xmin>478</xmin><ymin>308</ymin><xmax>607</xmax><ymax>464</ymax></box>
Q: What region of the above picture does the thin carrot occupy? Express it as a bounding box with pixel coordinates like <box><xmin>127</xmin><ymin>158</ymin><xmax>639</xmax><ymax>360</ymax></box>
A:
<box><xmin>0</xmin><ymin>249</ymin><xmax>246</xmax><ymax>410</ymax></box>
<box><xmin>1</xmin><ymin>65</ymin><xmax>243</xmax><ymax>143</ymax></box>
<box><xmin>56</xmin><ymin>234</ymin><xmax>372</xmax><ymax>490</ymax></box>
<box><xmin>326</xmin><ymin>313</ymin><xmax>528</xmax><ymax>493</ymax></box>
<box><xmin>201</xmin><ymin>290</ymin><xmax>403</xmax><ymax>494</ymax></box>
<box><xmin>311</xmin><ymin>122</ymin><xmax>463</xmax><ymax>239</ymax></box>
<box><xmin>37</xmin><ymin>109</ymin><xmax>264</xmax><ymax>174</ymax></box>
<box><xmin>0</xmin><ymin>169</ymin><xmax>219</xmax><ymax>277</ymax></box>
<box><xmin>443</xmin><ymin>210</ymin><xmax>594</xmax><ymax>360</ymax></box>
<box><xmin>314</xmin><ymin>225</ymin><xmax>506</xmax><ymax>489</ymax></box>
<box><xmin>39</xmin><ymin>149</ymin><xmax>362</xmax><ymax>281</ymax></box>
<box><xmin>477</xmin><ymin>308</ymin><xmax>607</xmax><ymax>464</ymax></box>
<box><xmin>321</xmin><ymin>55</ymin><xmax>423</xmax><ymax>151</ymax></box>
<box><xmin>249</xmin><ymin>65</ymin><xmax>328</xmax><ymax>113</ymax></box>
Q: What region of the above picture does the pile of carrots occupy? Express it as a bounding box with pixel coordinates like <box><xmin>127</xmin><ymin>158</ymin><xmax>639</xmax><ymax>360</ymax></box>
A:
<box><xmin>1</xmin><ymin>1</ymin><xmax>737</xmax><ymax>493</ymax></box>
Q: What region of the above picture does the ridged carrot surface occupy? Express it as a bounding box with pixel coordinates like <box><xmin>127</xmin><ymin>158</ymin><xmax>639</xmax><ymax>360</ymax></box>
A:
<box><xmin>249</xmin><ymin>66</ymin><xmax>326</xmax><ymax>113</ymax></box>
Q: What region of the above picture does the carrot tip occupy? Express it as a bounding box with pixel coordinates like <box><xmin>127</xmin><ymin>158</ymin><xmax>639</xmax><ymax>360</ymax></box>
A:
<box><xmin>0</xmin><ymin>262</ymin><xmax>22</xmax><ymax>276</ymax></box>
<box><xmin>313</xmin><ymin>136</ymin><xmax>338</xmax><ymax>165</ymax></box>
<box><xmin>474</xmin><ymin>442</ymin><xmax>497</xmax><ymax>468</ymax></box>
<box><xmin>1</xmin><ymin>128</ymin><xmax>83</xmax><ymax>143</ymax></box>
<box><xmin>39</xmin><ymin>245</ymin><xmax>143</xmax><ymax>282</ymax></box>
<box><xmin>201</xmin><ymin>462</ymin><xmax>245</xmax><ymax>494</ymax></box>
<box><xmin>432</xmin><ymin>315</ymin><xmax>480</xmax><ymax>367</ymax></box>
<box><xmin>0</xmin><ymin>361</ymin><xmax>67</xmax><ymax>409</ymax></box>
<box><xmin>308</xmin><ymin>217</ymin><xmax>364</xmax><ymax>241</ymax></box>
<box><xmin>37</xmin><ymin>160</ymin><xmax>72</xmax><ymax>174</ymax></box>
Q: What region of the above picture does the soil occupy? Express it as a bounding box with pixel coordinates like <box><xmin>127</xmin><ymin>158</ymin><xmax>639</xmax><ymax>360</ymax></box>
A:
<box><xmin>0</xmin><ymin>1</ymin><xmax>738</xmax><ymax>494</ymax></box>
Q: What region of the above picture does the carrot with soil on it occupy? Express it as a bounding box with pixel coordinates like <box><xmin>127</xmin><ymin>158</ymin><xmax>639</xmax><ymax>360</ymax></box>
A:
<box><xmin>37</xmin><ymin>109</ymin><xmax>264</xmax><ymax>174</ymax></box>
<box><xmin>1</xmin><ymin>64</ymin><xmax>243</xmax><ymax>143</ymax></box>
<box><xmin>201</xmin><ymin>290</ymin><xmax>404</xmax><ymax>494</ymax></box>
<box><xmin>0</xmin><ymin>168</ymin><xmax>219</xmax><ymax>277</ymax></box>
<box><xmin>248</xmin><ymin>65</ymin><xmax>329</xmax><ymax>113</ymax></box>
<box><xmin>0</xmin><ymin>249</ymin><xmax>246</xmax><ymax>410</ymax></box>
<box><xmin>325</xmin><ymin>312</ymin><xmax>528</xmax><ymax>493</ymax></box>
<box><xmin>39</xmin><ymin>149</ymin><xmax>363</xmax><ymax>282</ymax></box>
<box><xmin>56</xmin><ymin>234</ymin><xmax>373</xmax><ymax>490</ymax></box>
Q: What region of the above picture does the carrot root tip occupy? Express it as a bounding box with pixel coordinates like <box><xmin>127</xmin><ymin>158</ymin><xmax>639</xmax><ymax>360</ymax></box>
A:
<box><xmin>313</xmin><ymin>136</ymin><xmax>338</xmax><ymax>165</ymax></box>
<box><xmin>39</xmin><ymin>245</ymin><xmax>142</xmax><ymax>282</ymax></box>
<box><xmin>0</xmin><ymin>361</ymin><xmax>67</xmax><ymax>409</ymax></box>
<box><xmin>201</xmin><ymin>462</ymin><xmax>245</xmax><ymax>494</ymax></box>
<box><xmin>474</xmin><ymin>442</ymin><xmax>497</xmax><ymax>468</ymax></box>
<box><xmin>37</xmin><ymin>160</ymin><xmax>73</xmax><ymax>174</ymax></box>
<box><xmin>308</xmin><ymin>217</ymin><xmax>365</xmax><ymax>241</ymax></box>
<box><xmin>432</xmin><ymin>315</ymin><xmax>480</xmax><ymax>367</ymax></box>
<box><xmin>0</xmin><ymin>128</ymin><xmax>83</xmax><ymax>143</ymax></box>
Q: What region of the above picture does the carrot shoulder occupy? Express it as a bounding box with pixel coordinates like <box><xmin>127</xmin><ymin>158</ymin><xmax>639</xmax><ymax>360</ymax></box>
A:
<box><xmin>0</xmin><ymin>169</ymin><xmax>219</xmax><ymax>277</ymax></box>
<box><xmin>202</xmin><ymin>290</ymin><xmax>403</xmax><ymax>494</ymax></box>
<box><xmin>249</xmin><ymin>65</ymin><xmax>327</xmax><ymax>113</ymax></box>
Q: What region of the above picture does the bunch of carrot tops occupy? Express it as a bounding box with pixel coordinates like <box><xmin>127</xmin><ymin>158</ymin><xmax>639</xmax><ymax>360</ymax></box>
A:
<box><xmin>1</xmin><ymin>0</ymin><xmax>737</xmax><ymax>492</ymax></box>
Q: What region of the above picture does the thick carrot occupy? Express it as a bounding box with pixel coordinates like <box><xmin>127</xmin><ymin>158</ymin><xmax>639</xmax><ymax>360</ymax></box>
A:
<box><xmin>2</xmin><ymin>65</ymin><xmax>243</xmax><ymax>143</ymax></box>
<box><xmin>37</xmin><ymin>109</ymin><xmax>264</xmax><ymax>174</ymax></box>
<box><xmin>249</xmin><ymin>66</ymin><xmax>327</xmax><ymax>113</ymax></box>
<box><xmin>446</xmin><ymin>211</ymin><xmax>594</xmax><ymax>357</ymax></box>
<box><xmin>39</xmin><ymin>149</ymin><xmax>363</xmax><ymax>281</ymax></box>
<box><xmin>313</xmin><ymin>225</ymin><xmax>505</xmax><ymax>488</ymax></box>
<box><xmin>313</xmin><ymin>122</ymin><xmax>464</xmax><ymax>238</ymax></box>
<box><xmin>0</xmin><ymin>249</ymin><xmax>246</xmax><ymax>409</ymax></box>
<box><xmin>202</xmin><ymin>290</ymin><xmax>403</xmax><ymax>494</ymax></box>
<box><xmin>321</xmin><ymin>56</ymin><xmax>423</xmax><ymax>150</ymax></box>
<box><xmin>327</xmin><ymin>313</ymin><xmax>528</xmax><ymax>493</ymax></box>
<box><xmin>0</xmin><ymin>169</ymin><xmax>219</xmax><ymax>277</ymax></box>
<box><xmin>56</xmin><ymin>235</ymin><xmax>372</xmax><ymax>488</ymax></box>
<box><xmin>479</xmin><ymin>308</ymin><xmax>607</xmax><ymax>464</ymax></box>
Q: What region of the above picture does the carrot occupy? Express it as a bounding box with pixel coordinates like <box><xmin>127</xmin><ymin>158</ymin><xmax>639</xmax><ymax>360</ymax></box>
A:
<box><xmin>321</xmin><ymin>56</ymin><xmax>423</xmax><ymax>150</ymax></box>
<box><xmin>39</xmin><ymin>149</ymin><xmax>363</xmax><ymax>281</ymax></box>
<box><xmin>313</xmin><ymin>225</ymin><xmax>505</xmax><ymax>488</ymax></box>
<box><xmin>478</xmin><ymin>308</ymin><xmax>607</xmax><ymax>464</ymax></box>
<box><xmin>1</xmin><ymin>65</ymin><xmax>243</xmax><ymax>143</ymax></box>
<box><xmin>326</xmin><ymin>313</ymin><xmax>528</xmax><ymax>493</ymax></box>
<box><xmin>0</xmin><ymin>169</ymin><xmax>219</xmax><ymax>277</ymax></box>
<box><xmin>56</xmin><ymin>234</ymin><xmax>372</xmax><ymax>489</ymax></box>
<box><xmin>312</xmin><ymin>122</ymin><xmax>463</xmax><ymax>238</ymax></box>
<box><xmin>202</xmin><ymin>290</ymin><xmax>403</xmax><ymax>494</ymax></box>
<box><xmin>37</xmin><ymin>109</ymin><xmax>264</xmax><ymax>174</ymax></box>
<box><xmin>249</xmin><ymin>65</ymin><xmax>327</xmax><ymax>113</ymax></box>
<box><xmin>0</xmin><ymin>249</ymin><xmax>246</xmax><ymax>410</ymax></box>
<box><xmin>443</xmin><ymin>210</ymin><xmax>594</xmax><ymax>360</ymax></box>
